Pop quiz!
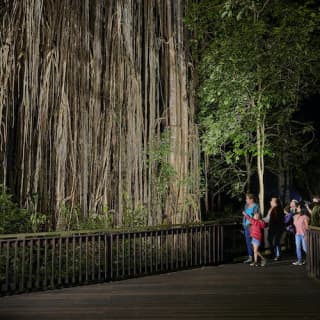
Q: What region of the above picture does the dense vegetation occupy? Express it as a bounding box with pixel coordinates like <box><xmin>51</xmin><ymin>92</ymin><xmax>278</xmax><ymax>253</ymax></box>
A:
<box><xmin>186</xmin><ymin>0</ymin><xmax>320</xmax><ymax>215</ymax></box>
<box><xmin>0</xmin><ymin>0</ymin><xmax>200</xmax><ymax>233</ymax></box>
<box><xmin>0</xmin><ymin>0</ymin><xmax>320</xmax><ymax>233</ymax></box>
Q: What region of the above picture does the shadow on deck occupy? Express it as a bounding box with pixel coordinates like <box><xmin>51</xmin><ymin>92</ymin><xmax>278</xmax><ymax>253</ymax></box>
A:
<box><xmin>0</xmin><ymin>258</ymin><xmax>319</xmax><ymax>320</ymax></box>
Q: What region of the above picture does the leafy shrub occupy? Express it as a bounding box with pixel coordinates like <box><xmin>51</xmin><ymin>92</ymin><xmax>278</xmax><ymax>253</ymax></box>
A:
<box><xmin>26</xmin><ymin>193</ymin><xmax>48</xmax><ymax>232</ymax></box>
<box><xmin>79</xmin><ymin>209</ymin><xmax>113</xmax><ymax>230</ymax></box>
<box><xmin>56</xmin><ymin>205</ymin><xmax>81</xmax><ymax>231</ymax></box>
<box><xmin>56</xmin><ymin>204</ymin><xmax>114</xmax><ymax>231</ymax></box>
<box><xmin>0</xmin><ymin>185</ymin><xmax>31</xmax><ymax>234</ymax></box>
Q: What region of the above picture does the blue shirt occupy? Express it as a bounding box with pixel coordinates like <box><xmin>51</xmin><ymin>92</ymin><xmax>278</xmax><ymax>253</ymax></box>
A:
<box><xmin>243</xmin><ymin>203</ymin><xmax>259</xmax><ymax>227</ymax></box>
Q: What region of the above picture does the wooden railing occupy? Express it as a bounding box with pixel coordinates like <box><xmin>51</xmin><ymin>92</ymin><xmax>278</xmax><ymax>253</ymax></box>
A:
<box><xmin>0</xmin><ymin>222</ymin><xmax>244</xmax><ymax>295</ymax></box>
<box><xmin>307</xmin><ymin>226</ymin><xmax>320</xmax><ymax>280</ymax></box>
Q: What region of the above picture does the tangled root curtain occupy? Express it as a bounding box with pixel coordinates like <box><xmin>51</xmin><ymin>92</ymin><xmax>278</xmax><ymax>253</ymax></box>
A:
<box><xmin>0</xmin><ymin>0</ymin><xmax>200</xmax><ymax>228</ymax></box>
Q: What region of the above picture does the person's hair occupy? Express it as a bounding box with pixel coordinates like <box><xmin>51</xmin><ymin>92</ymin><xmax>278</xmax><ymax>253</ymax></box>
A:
<box><xmin>270</xmin><ymin>197</ymin><xmax>283</xmax><ymax>224</ymax></box>
<box><xmin>254</xmin><ymin>211</ymin><xmax>262</xmax><ymax>219</ymax></box>
<box><xmin>298</xmin><ymin>201</ymin><xmax>308</xmax><ymax>215</ymax></box>
<box><xmin>246</xmin><ymin>193</ymin><xmax>256</xmax><ymax>201</ymax></box>
<box><xmin>271</xmin><ymin>196</ymin><xmax>282</xmax><ymax>208</ymax></box>
<box><xmin>284</xmin><ymin>205</ymin><xmax>290</xmax><ymax>213</ymax></box>
<box><xmin>312</xmin><ymin>196</ymin><xmax>320</xmax><ymax>202</ymax></box>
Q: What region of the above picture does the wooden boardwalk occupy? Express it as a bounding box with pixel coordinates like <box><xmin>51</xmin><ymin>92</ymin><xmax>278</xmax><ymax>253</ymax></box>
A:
<box><xmin>0</xmin><ymin>259</ymin><xmax>319</xmax><ymax>320</ymax></box>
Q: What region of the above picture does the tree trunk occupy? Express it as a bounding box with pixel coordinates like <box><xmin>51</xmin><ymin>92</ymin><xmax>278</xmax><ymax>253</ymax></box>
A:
<box><xmin>0</xmin><ymin>0</ymin><xmax>200</xmax><ymax>229</ymax></box>
<box><xmin>257</xmin><ymin>118</ymin><xmax>265</xmax><ymax>216</ymax></box>
<box><xmin>245</xmin><ymin>153</ymin><xmax>252</xmax><ymax>193</ymax></box>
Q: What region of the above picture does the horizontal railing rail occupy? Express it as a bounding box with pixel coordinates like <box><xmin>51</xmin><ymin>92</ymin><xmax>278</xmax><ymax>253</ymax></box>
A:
<box><xmin>0</xmin><ymin>219</ymin><xmax>240</xmax><ymax>240</ymax></box>
<box><xmin>0</xmin><ymin>222</ymin><xmax>244</xmax><ymax>295</ymax></box>
<box><xmin>307</xmin><ymin>226</ymin><xmax>320</xmax><ymax>280</ymax></box>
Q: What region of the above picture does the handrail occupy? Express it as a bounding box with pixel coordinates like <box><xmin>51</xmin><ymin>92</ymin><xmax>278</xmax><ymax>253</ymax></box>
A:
<box><xmin>309</xmin><ymin>226</ymin><xmax>320</xmax><ymax>232</ymax></box>
<box><xmin>0</xmin><ymin>219</ymin><xmax>240</xmax><ymax>240</ymax></box>
<box><xmin>0</xmin><ymin>222</ymin><xmax>244</xmax><ymax>295</ymax></box>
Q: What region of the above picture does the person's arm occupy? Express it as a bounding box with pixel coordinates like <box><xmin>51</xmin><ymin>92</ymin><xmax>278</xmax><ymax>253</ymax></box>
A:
<box><xmin>284</xmin><ymin>213</ymin><xmax>292</xmax><ymax>226</ymax></box>
<box><xmin>293</xmin><ymin>216</ymin><xmax>298</xmax><ymax>227</ymax></box>
<box><xmin>259</xmin><ymin>220</ymin><xmax>267</xmax><ymax>228</ymax></box>
<box><xmin>242</xmin><ymin>211</ymin><xmax>254</xmax><ymax>224</ymax></box>
<box><xmin>304</xmin><ymin>216</ymin><xmax>310</xmax><ymax>230</ymax></box>
<box><xmin>263</xmin><ymin>209</ymin><xmax>271</xmax><ymax>223</ymax></box>
<box><xmin>306</xmin><ymin>204</ymin><xmax>312</xmax><ymax>215</ymax></box>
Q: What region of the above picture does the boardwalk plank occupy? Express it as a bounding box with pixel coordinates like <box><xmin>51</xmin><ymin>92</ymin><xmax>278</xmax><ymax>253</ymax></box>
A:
<box><xmin>0</xmin><ymin>260</ymin><xmax>319</xmax><ymax>320</ymax></box>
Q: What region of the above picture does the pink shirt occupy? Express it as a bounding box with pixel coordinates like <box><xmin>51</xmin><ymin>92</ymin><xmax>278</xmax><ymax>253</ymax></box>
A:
<box><xmin>293</xmin><ymin>215</ymin><xmax>309</xmax><ymax>235</ymax></box>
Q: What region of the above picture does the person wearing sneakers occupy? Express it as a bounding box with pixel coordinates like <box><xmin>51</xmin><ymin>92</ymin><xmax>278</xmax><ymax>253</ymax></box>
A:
<box><xmin>242</xmin><ymin>194</ymin><xmax>260</xmax><ymax>264</ymax></box>
<box><xmin>242</xmin><ymin>210</ymin><xmax>267</xmax><ymax>267</ymax></box>
<box><xmin>293</xmin><ymin>202</ymin><xmax>310</xmax><ymax>266</ymax></box>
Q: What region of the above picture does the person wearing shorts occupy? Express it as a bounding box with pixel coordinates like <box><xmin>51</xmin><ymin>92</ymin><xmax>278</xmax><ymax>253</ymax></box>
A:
<box><xmin>243</xmin><ymin>211</ymin><xmax>267</xmax><ymax>267</ymax></box>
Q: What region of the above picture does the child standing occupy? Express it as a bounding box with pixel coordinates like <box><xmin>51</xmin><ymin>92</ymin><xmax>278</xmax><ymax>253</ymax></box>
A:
<box><xmin>242</xmin><ymin>194</ymin><xmax>260</xmax><ymax>264</ymax></box>
<box><xmin>293</xmin><ymin>202</ymin><xmax>310</xmax><ymax>266</ymax></box>
<box><xmin>242</xmin><ymin>211</ymin><xmax>267</xmax><ymax>267</ymax></box>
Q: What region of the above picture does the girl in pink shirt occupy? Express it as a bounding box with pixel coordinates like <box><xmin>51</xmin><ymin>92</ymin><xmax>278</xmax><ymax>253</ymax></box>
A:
<box><xmin>293</xmin><ymin>202</ymin><xmax>310</xmax><ymax>266</ymax></box>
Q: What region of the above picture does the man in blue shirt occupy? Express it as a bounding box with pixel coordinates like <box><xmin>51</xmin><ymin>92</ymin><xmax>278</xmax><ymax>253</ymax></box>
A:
<box><xmin>243</xmin><ymin>193</ymin><xmax>260</xmax><ymax>263</ymax></box>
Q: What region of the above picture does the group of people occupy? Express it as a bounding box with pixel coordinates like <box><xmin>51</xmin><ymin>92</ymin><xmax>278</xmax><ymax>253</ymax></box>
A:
<box><xmin>242</xmin><ymin>193</ymin><xmax>320</xmax><ymax>267</ymax></box>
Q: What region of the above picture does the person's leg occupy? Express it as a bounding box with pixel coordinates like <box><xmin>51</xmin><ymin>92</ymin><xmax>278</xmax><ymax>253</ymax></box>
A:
<box><xmin>301</xmin><ymin>235</ymin><xmax>307</xmax><ymax>253</ymax></box>
<box><xmin>249</xmin><ymin>243</ymin><xmax>259</xmax><ymax>266</ymax></box>
<box><xmin>301</xmin><ymin>234</ymin><xmax>307</xmax><ymax>254</ymax></box>
<box><xmin>268</xmin><ymin>230</ymin><xmax>275</xmax><ymax>257</ymax></box>
<box><xmin>257</xmin><ymin>250</ymin><xmax>266</xmax><ymax>266</ymax></box>
<box><xmin>275</xmin><ymin>231</ymin><xmax>282</xmax><ymax>258</ymax></box>
<box><xmin>289</xmin><ymin>231</ymin><xmax>296</xmax><ymax>254</ymax></box>
<box><xmin>295</xmin><ymin>234</ymin><xmax>302</xmax><ymax>262</ymax></box>
<box><xmin>244</xmin><ymin>227</ymin><xmax>253</xmax><ymax>260</ymax></box>
<box><xmin>280</xmin><ymin>230</ymin><xmax>287</xmax><ymax>247</ymax></box>
<box><xmin>253</xmin><ymin>244</ymin><xmax>258</xmax><ymax>263</ymax></box>
<box><xmin>257</xmin><ymin>251</ymin><xmax>265</xmax><ymax>259</ymax></box>
<box><xmin>300</xmin><ymin>235</ymin><xmax>308</xmax><ymax>264</ymax></box>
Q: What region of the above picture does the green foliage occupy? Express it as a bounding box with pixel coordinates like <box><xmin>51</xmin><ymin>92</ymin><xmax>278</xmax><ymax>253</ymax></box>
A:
<box><xmin>186</xmin><ymin>0</ymin><xmax>320</xmax><ymax>200</ymax></box>
<box><xmin>57</xmin><ymin>204</ymin><xmax>81</xmax><ymax>231</ymax></box>
<box><xmin>123</xmin><ymin>205</ymin><xmax>148</xmax><ymax>228</ymax></box>
<box><xmin>57</xmin><ymin>198</ymin><xmax>147</xmax><ymax>231</ymax></box>
<box><xmin>148</xmin><ymin>130</ymin><xmax>177</xmax><ymax>197</ymax></box>
<box><xmin>57</xmin><ymin>204</ymin><xmax>114</xmax><ymax>231</ymax></box>
<box><xmin>0</xmin><ymin>185</ymin><xmax>31</xmax><ymax>234</ymax></box>
<box><xmin>122</xmin><ymin>192</ymin><xmax>148</xmax><ymax>227</ymax></box>
<box><xmin>29</xmin><ymin>212</ymin><xmax>47</xmax><ymax>233</ymax></box>
<box><xmin>26</xmin><ymin>193</ymin><xmax>47</xmax><ymax>232</ymax></box>
<box><xmin>79</xmin><ymin>210</ymin><xmax>113</xmax><ymax>230</ymax></box>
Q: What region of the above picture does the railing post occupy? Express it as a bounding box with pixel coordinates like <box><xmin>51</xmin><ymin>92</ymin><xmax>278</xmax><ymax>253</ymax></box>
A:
<box><xmin>307</xmin><ymin>230</ymin><xmax>311</xmax><ymax>277</ymax></box>
<box><xmin>107</xmin><ymin>233</ymin><xmax>113</xmax><ymax>281</ymax></box>
<box><xmin>307</xmin><ymin>227</ymin><xmax>320</xmax><ymax>280</ymax></box>
<box><xmin>220</xmin><ymin>225</ymin><xmax>224</xmax><ymax>263</ymax></box>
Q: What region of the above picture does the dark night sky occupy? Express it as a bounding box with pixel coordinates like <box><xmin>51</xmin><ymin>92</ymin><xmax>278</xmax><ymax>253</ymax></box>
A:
<box><xmin>299</xmin><ymin>95</ymin><xmax>320</xmax><ymax>132</ymax></box>
<box><xmin>289</xmin><ymin>94</ymin><xmax>320</xmax><ymax>199</ymax></box>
